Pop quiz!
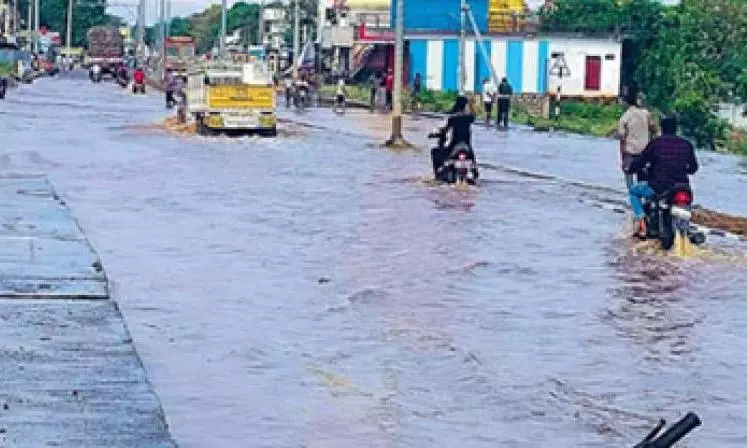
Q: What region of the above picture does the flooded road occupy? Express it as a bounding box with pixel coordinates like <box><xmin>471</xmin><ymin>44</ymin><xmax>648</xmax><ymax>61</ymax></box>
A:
<box><xmin>2</xmin><ymin>75</ymin><xmax>747</xmax><ymax>447</ymax></box>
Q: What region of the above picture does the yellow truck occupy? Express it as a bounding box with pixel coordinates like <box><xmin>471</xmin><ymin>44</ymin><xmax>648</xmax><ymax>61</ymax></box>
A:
<box><xmin>186</xmin><ymin>61</ymin><xmax>277</xmax><ymax>136</ymax></box>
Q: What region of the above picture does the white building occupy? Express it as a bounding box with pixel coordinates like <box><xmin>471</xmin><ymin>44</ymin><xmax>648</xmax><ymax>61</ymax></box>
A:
<box><xmin>262</xmin><ymin>1</ymin><xmax>290</xmax><ymax>51</ymax></box>
<box><xmin>406</xmin><ymin>34</ymin><xmax>622</xmax><ymax>97</ymax></box>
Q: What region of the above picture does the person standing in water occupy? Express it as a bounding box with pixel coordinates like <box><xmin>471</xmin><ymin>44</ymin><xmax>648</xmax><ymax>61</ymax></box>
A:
<box><xmin>496</xmin><ymin>77</ymin><xmax>513</xmax><ymax>129</ymax></box>
<box><xmin>481</xmin><ymin>77</ymin><xmax>497</xmax><ymax>126</ymax></box>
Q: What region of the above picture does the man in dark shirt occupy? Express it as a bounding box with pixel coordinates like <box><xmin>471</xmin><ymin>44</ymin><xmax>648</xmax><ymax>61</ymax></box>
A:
<box><xmin>431</xmin><ymin>95</ymin><xmax>477</xmax><ymax>179</ymax></box>
<box><xmin>497</xmin><ymin>77</ymin><xmax>513</xmax><ymax>129</ymax></box>
<box><xmin>626</xmin><ymin>116</ymin><xmax>699</xmax><ymax>235</ymax></box>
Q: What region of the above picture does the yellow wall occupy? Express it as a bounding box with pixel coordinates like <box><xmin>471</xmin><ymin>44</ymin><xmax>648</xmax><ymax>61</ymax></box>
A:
<box><xmin>488</xmin><ymin>0</ymin><xmax>526</xmax><ymax>32</ymax></box>
<box><xmin>345</xmin><ymin>0</ymin><xmax>390</xmax><ymax>11</ymax></box>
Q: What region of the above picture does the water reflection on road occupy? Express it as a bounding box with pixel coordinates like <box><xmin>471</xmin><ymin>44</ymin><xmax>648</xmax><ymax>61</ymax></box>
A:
<box><xmin>1</xmin><ymin>75</ymin><xmax>746</xmax><ymax>447</ymax></box>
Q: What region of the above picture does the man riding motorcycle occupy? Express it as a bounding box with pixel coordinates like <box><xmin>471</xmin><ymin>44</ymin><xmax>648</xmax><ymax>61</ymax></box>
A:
<box><xmin>430</xmin><ymin>95</ymin><xmax>479</xmax><ymax>183</ymax></box>
<box><xmin>132</xmin><ymin>66</ymin><xmax>146</xmax><ymax>93</ymax></box>
<box><xmin>625</xmin><ymin>116</ymin><xmax>699</xmax><ymax>237</ymax></box>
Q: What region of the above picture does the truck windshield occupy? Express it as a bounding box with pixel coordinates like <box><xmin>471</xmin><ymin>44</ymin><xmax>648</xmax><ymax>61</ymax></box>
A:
<box><xmin>166</xmin><ymin>47</ymin><xmax>179</xmax><ymax>57</ymax></box>
<box><xmin>182</xmin><ymin>47</ymin><xmax>195</xmax><ymax>58</ymax></box>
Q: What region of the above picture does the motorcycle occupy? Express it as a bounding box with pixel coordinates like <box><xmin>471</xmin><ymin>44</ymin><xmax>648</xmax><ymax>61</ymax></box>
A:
<box><xmin>132</xmin><ymin>81</ymin><xmax>146</xmax><ymax>94</ymax></box>
<box><xmin>634</xmin><ymin>412</ymin><xmax>701</xmax><ymax>448</ymax></box>
<box><xmin>89</xmin><ymin>65</ymin><xmax>102</xmax><ymax>83</ymax></box>
<box><xmin>293</xmin><ymin>88</ymin><xmax>307</xmax><ymax>112</ymax></box>
<box><xmin>428</xmin><ymin>129</ymin><xmax>479</xmax><ymax>185</ymax></box>
<box><xmin>116</xmin><ymin>71</ymin><xmax>129</xmax><ymax>88</ymax></box>
<box><xmin>641</xmin><ymin>184</ymin><xmax>706</xmax><ymax>250</ymax></box>
<box><xmin>334</xmin><ymin>94</ymin><xmax>346</xmax><ymax>115</ymax></box>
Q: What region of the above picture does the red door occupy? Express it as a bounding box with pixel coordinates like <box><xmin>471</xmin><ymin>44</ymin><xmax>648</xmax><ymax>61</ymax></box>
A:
<box><xmin>584</xmin><ymin>56</ymin><xmax>601</xmax><ymax>91</ymax></box>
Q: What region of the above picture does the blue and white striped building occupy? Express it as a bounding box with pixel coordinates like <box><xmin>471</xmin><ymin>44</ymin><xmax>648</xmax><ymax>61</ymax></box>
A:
<box><xmin>407</xmin><ymin>35</ymin><xmax>622</xmax><ymax>97</ymax></box>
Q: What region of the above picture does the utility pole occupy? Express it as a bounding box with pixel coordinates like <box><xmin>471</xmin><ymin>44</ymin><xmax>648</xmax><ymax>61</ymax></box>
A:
<box><xmin>385</xmin><ymin>0</ymin><xmax>408</xmax><ymax>148</ymax></box>
<box><xmin>136</xmin><ymin>0</ymin><xmax>145</xmax><ymax>65</ymax></box>
<box><xmin>258</xmin><ymin>0</ymin><xmax>264</xmax><ymax>47</ymax></box>
<box><xmin>65</xmin><ymin>0</ymin><xmax>73</xmax><ymax>55</ymax></box>
<box><xmin>12</xmin><ymin>0</ymin><xmax>18</xmax><ymax>35</ymax></box>
<box><xmin>3</xmin><ymin>0</ymin><xmax>10</xmax><ymax>38</ymax></box>
<box><xmin>292</xmin><ymin>0</ymin><xmax>300</xmax><ymax>78</ymax></box>
<box><xmin>316</xmin><ymin>0</ymin><xmax>324</xmax><ymax>77</ymax></box>
<box><xmin>165</xmin><ymin>0</ymin><xmax>170</xmax><ymax>39</ymax></box>
<box><xmin>219</xmin><ymin>0</ymin><xmax>226</xmax><ymax>57</ymax></box>
<box><xmin>33</xmin><ymin>0</ymin><xmax>38</xmax><ymax>52</ymax></box>
<box><xmin>458</xmin><ymin>0</ymin><xmax>466</xmax><ymax>94</ymax></box>
<box><xmin>26</xmin><ymin>0</ymin><xmax>31</xmax><ymax>49</ymax></box>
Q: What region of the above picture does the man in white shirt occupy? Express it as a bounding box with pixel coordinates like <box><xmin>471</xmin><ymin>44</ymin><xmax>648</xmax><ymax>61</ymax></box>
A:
<box><xmin>617</xmin><ymin>91</ymin><xmax>658</xmax><ymax>189</ymax></box>
<box><xmin>481</xmin><ymin>77</ymin><xmax>497</xmax><ymax>126</ymax></box>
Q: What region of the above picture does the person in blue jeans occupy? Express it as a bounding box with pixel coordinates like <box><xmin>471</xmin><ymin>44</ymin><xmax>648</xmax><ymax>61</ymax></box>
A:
<box><xmin>626</xmin><ymin>116</ymin><xmax>699</xmax><ymax>237</ymax></box>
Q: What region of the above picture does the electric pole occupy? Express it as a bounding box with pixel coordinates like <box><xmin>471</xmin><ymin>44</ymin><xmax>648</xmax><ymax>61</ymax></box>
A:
<box><xmin>292</xmin><ymin>0</ymin><xmax>300</xmax><ymax>78</ymax></box>
<box><xmin>26</xmin><ymin>0</ymin><xmax>31</xmax><ymax>49</ymax></box>
<box><xmin>458</xmin><ymin>0</ymin><xmax>466</xmax><ymax>94</ymax></box>
<box><xmin>385</xmin><ymin>0</ymin><xmax>408</xmax><ymax>148</ymax></box>
<box><xmin>13</xmin><ymin>0</ymin><xmax>18</xmax><ymax>35</ymax></box>
<box><xmin>258</xmin><ymin>0</ymin><xmax>264</xmax><ymax>47</ymax></box>
<box><xmin>66</xmin><ymin>0</ymin><xmax>73</xmax><ymax>55</ymax></box>
<box><xmin>33</xmin><ymin>0</ymin><xmax>39</xmax><ymax>52</ymax></box>
<box><xmin>220</xmin><ymin>0</ymin><xmax>226</xmax><ymax>57</ymax></box>
<box><xmin>165</xmin><ymin>0</ymin><xmax>170</xmax><ymax>39</ymax></box>
<box><xmin>136</xmin><ymin>0</ymin><xmax>145</xmax><ymax>65</ymax></box>
<box><xmin>3</xmin><ymin>0</ymin><xmax>10</xmax><ymax>38</ymax></box>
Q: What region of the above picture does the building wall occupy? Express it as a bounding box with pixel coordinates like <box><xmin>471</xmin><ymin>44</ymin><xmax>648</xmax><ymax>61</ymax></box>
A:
<box><xmin>393</xmin><ymin>0</ymin><xmax>489</xmax><ymax>33</ymax></box>
<box><xmin>547</xmin><ymin>38</ymin><xmax>621</xmax><ymax>97</ymax></box>
<box><xmin>406</xmin><ymin>36</ymin><xmax>621</xmax><ymax>97</ymax></box>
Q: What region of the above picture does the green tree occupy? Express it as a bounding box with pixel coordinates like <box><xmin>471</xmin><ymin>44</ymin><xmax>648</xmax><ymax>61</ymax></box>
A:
<box><xmin>542</xmin><ymin>0</ymin><xmax>747</xmax><ymax>149</ymax></box>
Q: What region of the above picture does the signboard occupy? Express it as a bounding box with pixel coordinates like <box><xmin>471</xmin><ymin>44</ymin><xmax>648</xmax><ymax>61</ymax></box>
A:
<box><xmin>321</xmin><ymin>26</ymin><xmax>354</xmax><ymax>48</ymax></box>
<box><xmin>357</xmin><ymin>23</ymin><xmax>394</xmax><ymax>42</ymax></box>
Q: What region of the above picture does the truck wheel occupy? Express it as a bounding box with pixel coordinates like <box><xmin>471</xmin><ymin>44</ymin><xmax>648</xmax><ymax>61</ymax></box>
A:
<box><xmin>263</xmin><ymin>127</ymin><xmax>277</xmax><ymax>137</ymax></box>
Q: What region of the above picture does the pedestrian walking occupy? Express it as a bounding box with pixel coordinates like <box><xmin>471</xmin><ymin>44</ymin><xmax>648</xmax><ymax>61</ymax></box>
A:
<box><xmin>497</xmin><ymin>77</ymin><xmax>513</xmax><ymax>129</ymax></box>
<box><xmin>368</xmin><ymin>72</ymin><xmax>379</xmax><ymax>111</ymax></box>
<box><xmin>411</xmin><ymin>72</ymin><xmax>422</xmax><ymax>112</ymax></box>
<box><xmin>481</xmin><ymin>77</ymin><xmax>497</xmax><ymax>126</ymax></box>
<box><xmin>385</xmin><ymin>68</ymin><xmax>394</xmax><ymax>111</ymax></box>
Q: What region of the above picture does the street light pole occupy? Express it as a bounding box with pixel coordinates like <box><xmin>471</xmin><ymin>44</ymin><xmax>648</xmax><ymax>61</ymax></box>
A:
<box><xmin>26</xmin><ymin>0</ymin><xmax>31</xmax><ymax>49</ymax></box>
<box><xmin>458</xmin><ymin>0</ymin><xmax>466</xmax><ymax>94</ymax></box>
<box><xmin>65</xmin><ymin>0</ymin><xmax>73</xmax><ymax>55</ymax></box>
<box><xmin>136</xmin><ymin>0</ymin><xmax>145</xmax><ymax>65</ymax></box>
<box><xmin>220</xmin><ymin>0</ymin><xmax>226</xmax><ymax>57</ymax></box>
<box><xmin>292</xmin><ymin>0</ymin><xmax>300</xmax><ymax>78</ymax></box>
<box><xmin>33</xmin><ymin>0</ymin><xmax>39</xmax><ymax>52</ymax></box>
<box><xmin>385</xmin><ymin>0</ymin><xmax>408</xmax><ymax>148</ymax></box>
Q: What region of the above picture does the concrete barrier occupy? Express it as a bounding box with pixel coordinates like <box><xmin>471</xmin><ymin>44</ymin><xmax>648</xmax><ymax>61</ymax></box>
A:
<box><xmin>0</xmin><ymin>175</ymin><xmax>176</xmax><ymax>447</ymax></box>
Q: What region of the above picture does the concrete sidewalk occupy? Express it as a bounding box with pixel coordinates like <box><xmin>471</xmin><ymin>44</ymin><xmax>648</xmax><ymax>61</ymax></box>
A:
<box><xmin>0</xmin><ymin>176</ymin><xmax>176</xmax><ymax>447</ymax></box>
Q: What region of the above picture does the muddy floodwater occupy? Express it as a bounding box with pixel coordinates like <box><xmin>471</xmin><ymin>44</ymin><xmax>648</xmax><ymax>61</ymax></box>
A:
<box><xmin>2</xmin><ymin>75</ymin><xmax>747</xmax><ymax>447</ymax></box>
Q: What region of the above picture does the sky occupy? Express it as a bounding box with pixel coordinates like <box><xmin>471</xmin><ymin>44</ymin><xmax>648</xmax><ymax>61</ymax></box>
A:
<box><xmin>110</xmin><ymin>0</ymin><xmax>680</xmax><ymax>26</ymax></box>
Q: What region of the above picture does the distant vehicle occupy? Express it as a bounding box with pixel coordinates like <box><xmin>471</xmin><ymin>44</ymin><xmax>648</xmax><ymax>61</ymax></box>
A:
<box><xmin>186</xmin><ymin>61</ymin><xmax>277</xmax><ymax>137</ymax></box>
<box><xmin>165</xmin><ymin>36</ymin><xmax>195</xmax><ymax>79</ymax></box>
<box><xmin>85</xmin><ymin>26</ymin><xmax>124</xmax><ymax>78</ymax></box>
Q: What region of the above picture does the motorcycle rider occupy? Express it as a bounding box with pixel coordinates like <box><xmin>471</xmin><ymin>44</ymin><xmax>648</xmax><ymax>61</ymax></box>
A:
<box><xmin>431</xmin><ymin>95</ymin><xmax>478</xmax><ymax>181</ymax></box>
<box><xmin>617</xmin><ymin>88</ymin><xmax>657</xmax><ymax>189</ymax></box>
<box><xmin>284</xmin><ymin>75</ymin><xmax>293</xmax><ymax>108</ymax></box>
<box><xmin>164</xmin><ymin>69</ymin><xmax>176</xmax><ymax>108</ymax></box>
<box><xmin>117</xmin><ymin>62</ymin><xmax>129</xmax><ymax>85</ymax></box>
<box><xmin>297</xmin><ymin>76</ymin><xmax>310</xmax><ymax>106</ymax></box>
<box><xmin>133</xmin><ymin>66</ymin><xmax>146</xmax><ymax>92</ymax></box>
<box><xmin>335</xmin><ymin>77</ymin><xmax>346</xmax><ymax>110</ymax></box>
<box><xmin>626</xmin><ymin>116</ymin><xmax>699</xmax><ymax>237</ymax></box>
<box><xmin>90</xmin><ymin>63</ymin><xmax>101</xmax><ymax>81</ymax></box>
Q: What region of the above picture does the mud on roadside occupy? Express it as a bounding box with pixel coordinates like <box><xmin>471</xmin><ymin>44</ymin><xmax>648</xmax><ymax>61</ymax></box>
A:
<box><xmin>693</xmin><ymin>208</ymin><xmax>747</xmax><ymax>237</ymax></box>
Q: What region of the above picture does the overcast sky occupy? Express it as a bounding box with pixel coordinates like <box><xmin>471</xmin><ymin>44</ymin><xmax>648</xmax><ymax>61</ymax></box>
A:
<box><xmin>111</xmin><ymin>0</ymin><xmax>680</xmax><ymax>26</ymax></box>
